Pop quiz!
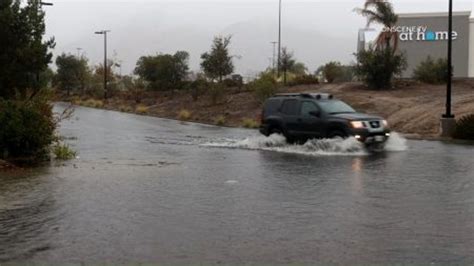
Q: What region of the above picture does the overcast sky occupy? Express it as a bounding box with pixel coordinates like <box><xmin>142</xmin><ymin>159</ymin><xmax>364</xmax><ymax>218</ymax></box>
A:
<box><xmin>44</xmin><ymin>0</ymin><xmax>474</xmax><ymax>78</ymax></box>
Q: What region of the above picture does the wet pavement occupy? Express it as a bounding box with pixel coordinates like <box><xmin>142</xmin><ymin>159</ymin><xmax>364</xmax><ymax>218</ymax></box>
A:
<box><xmin>1</xmin><ymin>103</ymin><xmax>474</xmax><ymax>264</ymax></box>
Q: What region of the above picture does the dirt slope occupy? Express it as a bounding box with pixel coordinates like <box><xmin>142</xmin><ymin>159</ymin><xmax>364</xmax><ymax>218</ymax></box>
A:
<box><xmin>93</xmin><ymin>80</ymin><xmax>474</xmax><ymax>138</ymax></box>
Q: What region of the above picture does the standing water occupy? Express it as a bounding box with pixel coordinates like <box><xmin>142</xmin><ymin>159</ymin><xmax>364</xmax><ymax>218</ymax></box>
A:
<box><xmin>0</xmin><ymin>105</ymin><xmax>473</xmax><ymax>264</ymax></box>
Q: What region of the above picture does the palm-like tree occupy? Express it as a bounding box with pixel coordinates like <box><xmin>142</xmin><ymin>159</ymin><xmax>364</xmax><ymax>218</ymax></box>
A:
<box><xmin>356</xmin><ymin>0</ymin><xmax>399</xmax><ymax>52</ymax></box>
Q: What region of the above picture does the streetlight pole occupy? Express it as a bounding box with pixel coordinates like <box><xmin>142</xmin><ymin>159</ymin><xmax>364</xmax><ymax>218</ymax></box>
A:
<box><xmin>441</xmin><ymin>0</ymin><xmax>456</xmax><ymax>137</ymax></box>
<box><xmin>95</xmin><ymin>30</ymin><xmax>110</xmax><ymax>100</ymax></box>
<box><xmin>277</xmin><ymin>0</ymin><xmax>282</xmax><ymax>78</ymax></box>
<box><xmin>271</xmin><ymin>41</ymin><xmax>277</xmax><ymax>72</ymax></box>
<box><xmin>76</xmin><ymin>47</ymin><xmax>83</xmax><ymax>58</ymax></box>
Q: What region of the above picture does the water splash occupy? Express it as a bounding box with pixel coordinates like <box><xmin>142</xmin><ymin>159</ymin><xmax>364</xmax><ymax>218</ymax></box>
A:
<box><xmin>202</xmin><ymin>134</ymin><xmax>368</xmax><ymax>156</ymax></box>
<box><xmin>202</xmin><ymin>132</ymin><xmax>408</xmax><ymax>156</ymax></box>
<box><xmin>385</xmin><ymin>132</ymin><xmax>408</xmax><ymax>151</ymax></box>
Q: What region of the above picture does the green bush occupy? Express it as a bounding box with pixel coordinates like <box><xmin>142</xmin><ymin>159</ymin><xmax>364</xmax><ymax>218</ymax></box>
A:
<box><xmin>188</xmin><ymin>77</ymin><xmax>209</xmax><ymax>101</ymax></box>
<box><xmin>355</xmin><ymin>48</ymin><xmax>406</xmax><ymax>90</ymax></box>
<box><xmin>53</xmin><ymin>143</ymin><xmax>77</xmax><ymax>160</ymax></box>
<box><xmin>0</xmin><ymin>98</ymin><xmax>56</xmax><ymax>160</ymax></box>
<box><xmin>288</xmin><ymin>74</ymin><xmax>319</xmax><ymax>86</ymax></box>
<box><xmin>452</xmin><ymin>114</ymin><xmax>474</xmax><ymax>140</ymax></box>
<box><xmin>222</xmin><ymin>75</ymin><xmax>243</xmax><ymax>88</ymax></box>
<box><xmin>250</xmin><ymin>72</ymin><xmax>278</xmax><ymax>103</ymax></box>
<box><xmin>321</xmin><ymin>61</ymin><xmax>343</xmax><ymax>83</ymax></box>
<box><xmin>208</xmin><ymin>83</ymin><xmax>225</xmax><ymax>105</ymax></box>
<box><xmin>413</xmin><ymin>56</ymin><xmax>448</xmax><ymax>84</ymax></box>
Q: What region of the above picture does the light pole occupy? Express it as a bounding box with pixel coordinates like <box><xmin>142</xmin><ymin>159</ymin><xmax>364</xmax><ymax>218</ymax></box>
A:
<box><xmin>441</xmin><ymin>0</ymin><xmax>456</xmax><ymax>137</ymax></box>
<box><xmin>271</xmin><ymin>41</ymin><xmax>277</xmax><ymax>72</ymax></box>
<box><xmin>95</xmin><ymin>30</ymin><xmax>110</xmax><ymax>100</ymax></box>
<box><xmin>76</xmin><ymin>47</ymin><xmax>83</xmax><ymax>58</ymax></box>
<box><xmin>277</xmin><ymin>0</ymin><xmax>282</xmax><ymax>78</ymax></box>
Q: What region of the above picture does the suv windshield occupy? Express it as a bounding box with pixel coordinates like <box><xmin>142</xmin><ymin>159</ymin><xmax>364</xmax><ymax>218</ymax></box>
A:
<box><xmin>318</xmin><ymin>100</ymin><xmax>356</xmax><ymax>114</ymax></box>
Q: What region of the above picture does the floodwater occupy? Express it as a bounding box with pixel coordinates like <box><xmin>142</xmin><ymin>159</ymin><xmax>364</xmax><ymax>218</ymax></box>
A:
<box><xmin>1</xmin><ymin>103</ymin><xmax>474</xmax><ymax>264</ymax></box>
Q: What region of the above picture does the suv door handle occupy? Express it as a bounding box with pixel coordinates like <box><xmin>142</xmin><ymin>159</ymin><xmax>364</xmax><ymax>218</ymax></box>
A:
<box><xmin>297</xmin><ymin>118</ymin><xmax>302</xmax><ymax>122</ymax></box>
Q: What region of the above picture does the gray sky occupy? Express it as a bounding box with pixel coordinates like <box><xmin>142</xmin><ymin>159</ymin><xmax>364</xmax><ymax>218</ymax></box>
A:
<box><xmin>44</xmin><ymin>0</ymin><xmax>474</xmax><ymax>78</ymax></box>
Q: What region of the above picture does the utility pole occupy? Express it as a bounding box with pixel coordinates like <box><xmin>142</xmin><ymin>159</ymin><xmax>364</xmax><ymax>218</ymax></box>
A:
<box><xmin>277</xmin><ymin>0</ymin><xmax>282</xmax><ymax>78</ymax></box>
<box><xmin>441</xmin><ymin>0</ymin><xmax>456</xmax><ymax>137</ymax></box>
<box><xmin>95</xmin><ymin>30</ymin><xmax>111</xmax><ymax>100</ymax></box>
<box><xmin>76</xmin><ymin>48</ymin><xmax>83</xmax><ymax>58</ymax></box>
<box><xmin>271</xmin><ymin>41</ymin><xmax>278</xmax><ymax>72</ymax></box>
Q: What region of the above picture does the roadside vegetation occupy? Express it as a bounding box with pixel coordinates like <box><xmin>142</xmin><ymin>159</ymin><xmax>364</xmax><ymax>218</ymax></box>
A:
<box><xmin>0</xmin><ymin>0</ymin><xmax>76</xmax><ymax>166</ymax></box>
<box><xmin>453</xmin><ymin>115</ymin><xmax>474</xmax><ymax>140</ymax></box>
<box><xmin>413</xmin><ymin>56</ymin><xmax>449</xmax><ymax>84</ymax></box>
<box><xmin>43</xmin><ymin>0</ymin><xmax>471</xmax><ymax>139</ymax></box>
<box><xmin>354</xmin><ymin>0</ymin><xmax>407</xmax><ymax>89</ymax></box>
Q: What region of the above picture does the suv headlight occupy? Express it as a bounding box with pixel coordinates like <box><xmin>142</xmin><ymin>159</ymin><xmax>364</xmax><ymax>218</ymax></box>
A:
<box><xmin>382</xmin><ymin>120</ymin><xmax>389</xmax><ymax>127</ymax></box>
<box><xmin>350</xmin><ymin>121</ymin><xmax>366</xmax><ymax>129</ymax></box>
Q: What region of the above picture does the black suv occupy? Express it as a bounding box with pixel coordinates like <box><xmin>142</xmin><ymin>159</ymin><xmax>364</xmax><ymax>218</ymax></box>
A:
<box><xmin>259</xmin><ymin>93</ymin><xmax>391</xmax><ymax>145</ymax></box>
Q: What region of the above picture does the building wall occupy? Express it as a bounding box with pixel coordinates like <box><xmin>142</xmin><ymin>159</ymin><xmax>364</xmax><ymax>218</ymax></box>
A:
<box><xmin>469</xmin><ymin>18</ymin><xmax>474</xmax><ymax>77</ymax></box>
<box><xmin>396</xmin><ymin>12</ymin><xmax>471</xmax><ymax>78</ymax></box>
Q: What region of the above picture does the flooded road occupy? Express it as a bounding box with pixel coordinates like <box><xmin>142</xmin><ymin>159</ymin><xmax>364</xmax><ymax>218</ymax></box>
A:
<box><xmin>1</xmin><ymin>104</ymin><xmax>474</xmax><ymax>264</ymax></box>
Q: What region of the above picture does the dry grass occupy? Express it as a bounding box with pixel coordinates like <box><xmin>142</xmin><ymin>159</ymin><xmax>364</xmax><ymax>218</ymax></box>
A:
<box><xmin>135</xmin><ymin>105</ymin><xmax>150</xmax><ymax>114</ymax></box>
<box><xmin>214</xmin><ymin>115</ymin><xmax>226</xmax><ymax>126</ymax></box>
<box><xmin>79</xmin><ymin>98</ymin><xmax>104</xmax><ymax>108</ymax></box>
<box><xmin>242</xmin><ymin>118</ymin><xmax>259</xmax><ymax>129</ymax></box>
<box><xmin>177</xmin><ymin>109</ymin><xmax>192</xmax><ymax>120</ymax></box>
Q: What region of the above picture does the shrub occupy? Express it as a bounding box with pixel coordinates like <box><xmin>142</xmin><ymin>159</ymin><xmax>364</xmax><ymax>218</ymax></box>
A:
<box><xmin>208</xmin><ymin>83</ymin><xmax>225</xmax><ymax>105</ymax></box>
<box><xmin>53</xmin><ymin>143</ymin><xmax>77</xmax><ymax>160</ymax></box>
<box><xmin>135</xmin><ymin>105</ymin><xmax>149</xmax><ymax>114</ymax></box>
<box><xmin>222</xmin><ymin>74</ymin><xmax>244</xmax><ymax>89</ymax></box>
<box><xmin>355</xmin><ymin>48</ymin><xmax>406</xmax><ymax>90</ymax></box>
<box><xmin>189</xmin><ymin>77</ymin><xmax>209</xmax><ymax>102</ymax></box>
<box><xmin>288</xmin><ymin>74</ymin><xmax>319</xmax><ymax>86</ymax></box>
<box><xmin>321</xmin><ymin>61</ymin><xmax>343</xmax><ymax>83</ymax></box>
<box><xmin>118</xmin><ymin>105</ymin><xmax>133</xmax><ymax>113</ymax></box>
<box><xmin>0</xmin><ymin>98</ymin><xmax>55</xmax><ymax>160</ymax></box>
<box><xmin>250</xmin><ymin>72</ymin><xmax>278</xmax><ymax>103</ymax></box>
<box><xmin>214</xmin><ymin>115</ymin><xmax>226</xmax><ymax>126</ymax></box>
<box><xmin>81</xmin><ymin>98</ymin><xmax>104</xmax><ymax>108</ymax></box>
<box><xmin>242</xmin><ymin>118</ymin><xmax>259</xmax><ymax>129</ymax></box>
<box><xmin>413</xmin><ymin>56</ymin><xmax>448</xmax><ymax>84</ymax></box>
<box><xmin>178</xmin><ymin>109</ymin><xmax>192</xmax><ymax>120</ymax></box>
<box><xmin>452</xmin><ymin>114</ymin><xmax>474</xmax><ymax>140</ymax></box>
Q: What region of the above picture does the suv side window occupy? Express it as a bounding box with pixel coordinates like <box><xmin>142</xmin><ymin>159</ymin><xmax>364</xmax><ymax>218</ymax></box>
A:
<box><xmin>281</xmin><ymin>100</ymin><xmax>299</xmax><ymax>116</ymax></box>
<box><xmin>300</xmin><ymin>101</ymin><xmax>319</xmax><ymax>117</ymax></box>
<box><xmin>264</xmin><ymin>99</ymin><xmax>282</xmax><ymax>115</ymax></box>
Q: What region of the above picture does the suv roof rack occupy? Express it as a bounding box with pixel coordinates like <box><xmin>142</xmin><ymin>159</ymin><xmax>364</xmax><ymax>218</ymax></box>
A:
<box><xmin>273</xmin><ymin>93</ymin><xmax>334</xmax><ymax>100</ymax></box>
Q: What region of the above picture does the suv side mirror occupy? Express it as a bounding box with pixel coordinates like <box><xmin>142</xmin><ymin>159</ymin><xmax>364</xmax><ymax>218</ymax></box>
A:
<box><xmin>309</xmin><ymin>110</ymin><xmax>320</xmax><ymax>117</ymax></box>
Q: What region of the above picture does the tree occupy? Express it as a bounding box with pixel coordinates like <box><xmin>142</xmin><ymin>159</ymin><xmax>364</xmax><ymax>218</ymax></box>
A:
<box><xmin>321</xmin><ymin>61</ymin><xmax>344</xmax><ymax>83</ymax></box>
<box><xmin>355</xmin><ymin>0</ymin><xmax>406</xmax><ymax>90</ymax></box>
<box><xmin>278</xmin><ymin>47</ymin><xmax>296</xmax><ymax>85</ymax></box>
<box><xmin>355</xmin><ymin>0</ymin><xmax>399</xmax><ymax>52</ymax></box>
<box><xmin>55</xmin><ymin>53</ymin><xmax>91</xmax><ymax>96</ymax></box>
<box><xmin>355</xmin><ymin>48</ymin><xmax>406</xmax><ymax>89</ymax></box>
<box><xmin>0</xmin><ymin>0</ymin><xmax>55</xmax><ymax>99</ymax></box>
<box><xmin>0</xmin><ymin>0</ymin><xmax>57</xmax><ymax>162</ymax></box>
<box><xmin>291</xmin><ymin>62</ymin><xmax>308</xmax><ymax>76</ymax></box>
<box><xmin>135</xmin><ymin>51</ymin><xmax>189</xmax><ymax>91</ymax></box>
<box><xmin>201</xmin><ymin>36</ymin><xmax>234</xmax><ymax>82</ymax></box>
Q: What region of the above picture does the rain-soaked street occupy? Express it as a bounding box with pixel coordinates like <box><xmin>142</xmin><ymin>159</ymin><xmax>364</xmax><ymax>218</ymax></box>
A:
<box><xmin>1</xmin><ymin>103</ymin><xmax>474</xmax><ymax>264</ymax></box>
